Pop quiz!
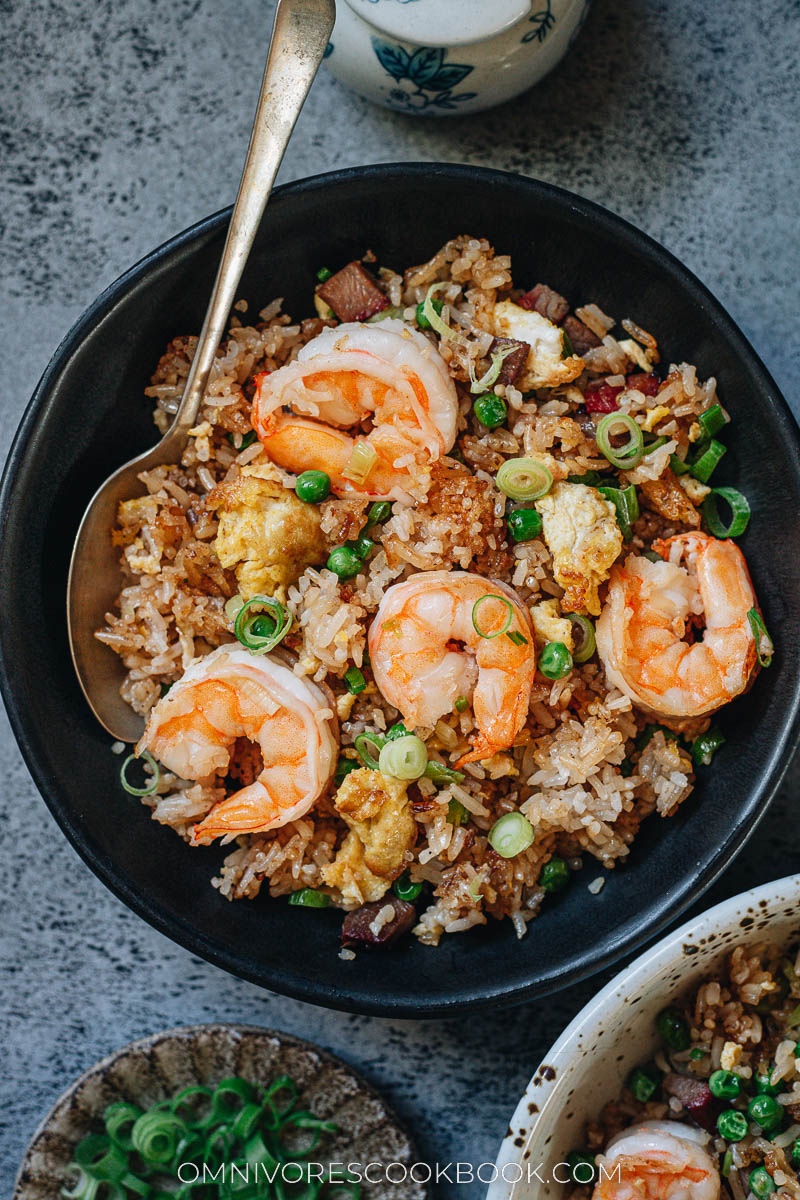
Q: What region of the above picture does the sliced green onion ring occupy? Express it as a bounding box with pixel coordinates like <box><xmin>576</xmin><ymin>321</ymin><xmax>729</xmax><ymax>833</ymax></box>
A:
<box><xmin>378</xmin><ymin>734</ymin><xmax>428</xmax><ymax>780</ymax></box>
<box><xmin>234</xmin><ymin>594</ymin><xmax>291</xmax><ymax>654</ymax></box>
<box><xmin>690</xmin><ymin>438</ymin><xmax>726</xmax><ymax>483</ymax></box>
<box><xmin>131</xmin><ymin>1110</ymin><xmax>187</xmax><ymax>1166</ymax></box>
<box><xmin>488</xmin><ymin>811</ymin><xmax>535</xmax><ymax>858</ymax></box>
<box><xmin>120</xmin><ymin>750</ymin><xmax>160</xmax><ymax>797</ymax></box>
<box><xmin>422</xmin><ymin>282</ymin><xmax>462</xmax><ymax>341</ymax></box>
<box><xmin>342</xmin><ymin>439</ymin><xmax>377</xmax><ymax>485</ymax></box>
<box><xmin>702</xmin><ymin>487</ymin><xmax>750</xmax><ymax>537</ymax></box>
<box><xmin>425</xmin><ymin>760</ymin><xmax>465</xmax><ymax>784</ymax></box>
<box><xmin>468</xmin><ymin>344</ymin><xmax>514</xmax><ymax>393</ymax></box>
<box><xmin>496</xmin><ymin>457</ymin><xmax>553</xmax><ymax>501</ymax></box>
<box><xmin>569</xmin><ymin>614</ymin><xmax>597</xmax><ymax>663</ymax></box>
<box><xmin>596</xmin><ymin>412</ymin><xmax>645</xmax><ymax>469</ymax></box>
<box><xmin>354</xmin><ymin>731</ymin><xmax>385</xmax><ymax>769</ymax></box>
<box><xmin>748</xmin><ymin>607</ymin><xmax>774</xmax><ymax>668</ymax></box>
<box><xmin>506</xmin><ymin>629</ymin><xmax>528</xmax><ymax>646</ymax></box>
<box><xmin>643</xmin><ymin>435</ymin><xmax>669</xmax><ymax>455</ymax></box>
<box><xmin>472</xmin><ymin>593</ymin><xmax>514</xmax><ymax>639</ymax></box>
<box><xmin>698</xmin><ymin>403</ymin><xmax>728</xmax><ymax>438</ymax></box>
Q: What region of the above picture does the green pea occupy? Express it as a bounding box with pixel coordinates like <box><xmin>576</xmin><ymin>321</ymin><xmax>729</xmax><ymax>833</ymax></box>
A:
<box><xmin>507</xmin><ymin>508</ymin><xmax>543</xmax><ymax>543</ymax></box>
<box><xmin>656</xmin><ymin>1008</ymin><xmax>691</xmax><ymax>1051</ymax></box>
<box><xmin>538</xmin><ymin>641</ymin><xmax>573</xmax><ymax>680</ymax></box>
<box><xmin>393</xmin><ymin>871</ymin><xmax>423</xmax><ymax>902</ymax></box>
<box><xmin>473</xmin><ymin>393</ymin><xmax>507</xmax><ymax>430</ymax></box>
<box><xmin>792</xmin><ymin>1138</ymin><xmax>800</xmax><ymax>1165</ymax></box>
<box><xmin>709</xmin><ymin>1070</ymin><xmax>741</xmax><ymax>1101</ymax></box>
<box><xmin>326</xmin><ymin>546</ymin><xmax>362</xmax><ymax>580</ymax></box>
<box><xmin>627</xmin><ymin>1067</ymin><xmax>661</xmax><ymax>1103</ymax></box>
<box><xmin>295</xmin><ymin>470</ymin><xmax>331</xmax><ymax>503</ymax></box>
<box><xmin>416</xmin><ymin>298</ymin><xmax>443</xmax><ymax>330</ymax></box>
<box><xmin>566</xmin><ymin>1152</ymin><xmax>596</xmax><ymax>1185</ymax></box>
<box><xmin>691</xmin><ymin>727</ymin><xmax>726</xmax><ymax>767</ymax></box>
<box><xmin>334</xmin><ymin>756</ymin><xmax>359</xmax><ymax>783</ymax></box>
<box><xmin>755</xmin><ymin>1072</ymin><xmax>781</xmax><ymax>1097</ymax></box>
<box><xmin>540</xmin><ymin>857</ymin><xmax>570</xmax><ymax>893</ymax></box>
<box><xmin>316</xmin><ymin>266</ymin><xmax>333</xmax><ymax>282</ymax></box>
<box><xmin>288</xmin><ymin>888</ymin><xmax>330</xmax><ymax>908</ymax></box>
<box><xmin>350</xmin><ymin>534</ymin><xmax>375</xmax><ymax>561</ymax></box>
<box><xmin>367</xmin><ymin>501</ymin><xmax>392</xmax><ymax>525</ymax></box>
<box><xmin>249</xmin><ymin>615</ymin><xmax>278</xmax><ymax>640</ymax></box>
<box><xmin>747</xmin><ymin>1093</ymin><xmax>783</xmax><ymax>1132</ymax></box>
<box><xmin>749</xmin><ymin>1168</ymin><xmax>776</xmax><ymax>1199</ymax></box>
<box><xmin>344</xmin><ymin>667</ymin><xmax>366</xmax><ymax>695</ymax></box>
<box><xmin>448</xmin><ymin>798</ymin><xmax>468</xmax><ymax>827</ymax></box>
<box><xmin>716</xmin><ymin>1109</ymin><xmax>748</xmax><ymax>1142</ymax></box>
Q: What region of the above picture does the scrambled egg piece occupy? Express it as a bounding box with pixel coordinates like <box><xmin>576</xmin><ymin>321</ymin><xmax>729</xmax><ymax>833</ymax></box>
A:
<box><xmin>640</xmin><ymin>404</ymin><xmax>670</xmax><ymax>433</ymax></box>
<box><xmin>321</xmin><ymin>768</ymin><xmax>415</xmax><ymax>906</ymax></box>
<box><xmin>211</xmin><ymin>463</ymin><xmax>326</xmax><ymax>600</ymax></box>
<box><xmin>493</xmin><ymin>300</ymin><xmax>584</xmax><ymax>390</ymax></box>
<box><xmin>535</xmin><ymin>482</ymin><xmax>623</xmax><ymax>616</ymax></box>
<box><xmin>530</xmin><ymin>599</ymin><xmax>574</xmax><ymax>652</ymax></box>
<box><xmin>720</xmin><ymin>1041</ymin><xmax>743</xmax><ymax>1070</ymax></box>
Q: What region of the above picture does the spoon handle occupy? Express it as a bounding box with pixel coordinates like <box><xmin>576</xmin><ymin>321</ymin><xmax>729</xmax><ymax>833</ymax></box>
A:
<box><xmin>167</xmin><ymin>0</ymin><xmax>335</xmax><ymax>443</ymax></box>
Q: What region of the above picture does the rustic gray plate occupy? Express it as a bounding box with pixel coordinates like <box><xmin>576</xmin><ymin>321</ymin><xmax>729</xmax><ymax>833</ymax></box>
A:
<box><xmin>14</xmin><ymin>1023</ymin><xmax>426</xmax><ymax>1199</ymax></box>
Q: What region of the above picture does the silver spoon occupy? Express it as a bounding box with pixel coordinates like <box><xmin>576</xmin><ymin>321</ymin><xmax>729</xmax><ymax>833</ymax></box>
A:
<box><xmin>67</xmin><ymin>0</ymin><xmax>336</xmax><ymax>743</ymax></box>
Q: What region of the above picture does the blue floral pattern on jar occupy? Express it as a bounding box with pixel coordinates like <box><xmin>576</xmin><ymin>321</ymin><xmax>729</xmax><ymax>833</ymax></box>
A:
<box><xmin>522</xmin><ymin>0</ymin><xmax>556</xmax><ymax>43</ymax></box>
<box><xmin>371</xmin><ymin>39</ymin><xmax>476</xmax><ymax>111</ymax></box>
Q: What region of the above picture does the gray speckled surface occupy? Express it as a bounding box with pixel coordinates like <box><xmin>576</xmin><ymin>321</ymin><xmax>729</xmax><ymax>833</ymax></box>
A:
<box><xmin>1</xmin><ymin>0</ymin><xmax>798</xmax><ymax>1194</ymax></box>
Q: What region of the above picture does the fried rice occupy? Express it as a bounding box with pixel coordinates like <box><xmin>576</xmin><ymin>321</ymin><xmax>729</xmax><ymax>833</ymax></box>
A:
<box><xmin>97</xmin><ymin>234</ymin><xmax>742</xmax><ymax>948</ymax></box>
<box><xmin>568</xmin><ymin>939</ymin><xmax>800</xmax><ymax>1200</ymax></box>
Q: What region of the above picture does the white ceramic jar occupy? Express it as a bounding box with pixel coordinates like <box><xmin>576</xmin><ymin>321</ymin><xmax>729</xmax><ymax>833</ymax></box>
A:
<box><xmin>323</xmin><ymin>0</ymin><xmax>592</xmax><ymax>116</ymax></box>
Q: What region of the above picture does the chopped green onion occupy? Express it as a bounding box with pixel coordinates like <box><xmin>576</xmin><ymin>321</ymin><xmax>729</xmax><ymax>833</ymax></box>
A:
<box><xmin>384</xmin><ymin>722</ymin><xmax>408</xmax><ymax>741</ymax></box>
<box><xmin>596</xmin><ymin>412</ymin><xmax>644</xmax><ymax>469</ymax></box>
<box><xmin>721</xmin><ymin>1149</ymin><xmax>733</xmax><ymax>1177</ymax></box>
<box><xmin>354</xmin><ymin>732</ymin><xmax>384</xmax><ymax>769</ymax></box>
<box><xmin>425</xmin><ymin>760</ymin><xmax>465</xmax><ymax>784</ymax></box>
<box><xmin>643</xmin><ymin>435</ymin><xmax>669</xmax><ymax>455</ymax></box>
<box><xmin>692</xmin><ymin>727</ymin><xmax>726</xmax><ymax>766</ymax></box>
<box><xmin>393</xmin><ymin>871</ymin><xmax>422</xmax><ymax>901</ymax></box>
<box><xmin>367</xmin><ymin>500</ymin><xmax>391</xmax><ymax>524</ymax></box>
<box><xmin>120</xmin><ymin>750</ymin><xmax>160</xmax><ymax>797</ymax></box>
<box><xmin>786</xmin><ymin>1001</ymin><xmax>800</xmax><ymax>1029</ymax></box>
<box><xmin>496</xmin><ymin>457</ymin><xmax>553</xmax><ymax>501</ymax></box>
<box><xmin>350</xmin><ymin>533</ymin><xmax>375</xmax><ymax>560</ymax></box>
<box><xmin>289</xmin><ymin>888</ymin><xmax>330</xmax><ymax>908</ymax></box>
<box><xmin>690</xmin><ymin>1048</ymin><xmax>706</xmax><ymax>1060</ymax></box>
<box><xmin>599</xmin><ymin>483</ymin><xmax>639</xmax><ymax>542</ymax></box>
<box><xmin>342</xmin><ymin>440</ymin><xmax>377</xmax><ymax>485</ymax></box>
<box><xmin>698</xmin><ymin>404</ymin><xmax>728</xmax><ymax>439</ymax></box>
<box><xmin>472</xmin><ymin>593</ymin><xmax>514</xmax><ymax>639</ymax></box>
<box><xmin>506</xmin><ymin>629</ymin><xmax>528</xmax><ymax>646</ymax></box>
<box><xmin>344</xmin><ymin>666</ymin><xmax>366</xmax><ymax>694</ymax></box>
<box><xmin>378</xmin><ymin>734</ymin><xmax>428</xmax><ymax>780</ymax></box>
<box><xmin>454</xmin><ymin>695</ymin><xmax>468</xmax><ymax>713</ymax></box>
<box><xmin>690</xmin><ymin>438</ymin><xmax>726</xmax><ymax>483</ymax></box>
<box><xmin>670</xmin><ymin>452</ymin><xmax>693</xmax><ymax>475</ymax></box>
<box><xmin>748</xmin><ymin>607</ymin><xmax>774</xmax><ymax>667</ymax></box>
<box><xmin>567</xmin><ymin>1152</ymin><xmax>596</xmax><ymax>1186</ymax></box>
<box><xmin>234</xmin><ymin>594</ymin><xmax>291</xmax><ymax>654</ymax></box>
<box><xmin>656</xmin><ymin>1008</ymin><xmax>690</xmax><ymax>1050</ymax></box>
<box><xmin>316</xmin><ymin>266</ymin><xmax>332</xmax><ymax>282</ymax></box>
<box><xmin>131</xmin><ymin>1109</ymin><xmax>188</xmax><ymax>1165</ymax></box>
<box><xmin>104</xmin><ymin>1103</ymin><xmax>142</xmax><ymax>1152</ymax></box>
<box><xmin>567</xmin><ymin>469</ymin><xmax>607</xmax><ymax>486</ymax></box>
<box><xmin>538</xmin><ymin>640</ymin><xmax>573</xmax><ymax>680</ymax></box>
<box><xmin>562</xmin><ymin>330</ymin><xmax>575</xmax><ymax>358</ymax></box>
<box><xmin>224</xmin><ymin>592</ymin><xmax>246</xmax><ymax>621</ymax></box>
<box><xmin>569</xmin><ymin>614</ymin><xmax>596</xmax><ymax>663</ymax></box>
<box><xmin>488</xmin><ymin>811</ymin><xmax>535</xmax><ymax>858</ymax></box>
<box><xmin>448</xmin><ymin>797</ymin><xmax>468</xmax><ymax>826</ymax></box>
<box><xmin>366</xmin><ymin>305</ymin><xmax>403</xmax><ymax>323</ymax></box>
<box><xmin>469</xmin><ymin>345</ymin><xmax>515</xmax><ymax>395</ymax></box>
<box><xmin>637</xmin><ymin>723</ymin><xmax>681</xmax><ymax>751</ymax></box>
<box><xmin>702</xmin><ymin>486</ymin><xmax>750</xmax><ymax>537</ymax></box>
<box><xmin>421</xmin><ymin>282</ymin><xmax>461</xmax><ymax>341</ymax></box>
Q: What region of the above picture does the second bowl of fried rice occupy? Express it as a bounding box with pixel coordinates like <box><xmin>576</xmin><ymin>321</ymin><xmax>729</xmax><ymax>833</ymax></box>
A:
<box><xmin>491</xmin><ymin>873</ymin><xmax>800</xmax><ymax>1200</ymax></box>
<box><xmin>1</xmin><ymin>164</ymin><xmax>799</xmax><ymax>1015</ymax></box>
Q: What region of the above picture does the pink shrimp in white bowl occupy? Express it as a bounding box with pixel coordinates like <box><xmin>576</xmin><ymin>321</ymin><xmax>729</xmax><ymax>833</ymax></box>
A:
<box><xmin>593</xmin><ymin>1121</ymin><xmax>720</xmax><ymax>1200</ymax></box>
<box><xmin>137</xmin><ymin>645</ymin><xmax>338</xmax><ymax>844</ymax></box>
<box><xmin>596</xmin><ymin>531</ymin><xmax>767</xmax><ymax>720</ymax></box>
<box><xmin>368</xmin><ymin>570</ymin><xmax>536</xmax><ymax>765</ymax></box>
<box><xmin>251</xmin><ymin>318</ymin><xmax>458</xmax><ymax>502</ymax></box>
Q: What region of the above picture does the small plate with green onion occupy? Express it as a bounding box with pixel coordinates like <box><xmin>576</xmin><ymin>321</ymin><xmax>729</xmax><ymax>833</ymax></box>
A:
<box><xmin>13</xmin><ymin>1024</ymin><xmax>425</xmax><ymax>1200</ymax></box>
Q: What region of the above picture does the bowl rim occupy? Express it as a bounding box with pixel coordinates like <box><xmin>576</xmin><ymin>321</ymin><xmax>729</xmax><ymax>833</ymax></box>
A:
<box><xmin>489</xmin><ymin>871</ymin><xmax>800</xmax><ymax>1197</ymax></box>
<box><xmin>1</xmin><ymin>161</ymin><xmax>799</xmax><ymax>1016</ymax></box>
<box><xmin>13</xmin><ymin>1021</ymin><xmax>424</xmax><ymax>1199</ymax></box>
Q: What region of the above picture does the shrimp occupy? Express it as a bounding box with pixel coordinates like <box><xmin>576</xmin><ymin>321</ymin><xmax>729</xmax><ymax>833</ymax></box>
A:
<box><xmin>137</xmin><ymin>645</ymin><xmax>338</xmax><ymax>844</ymax></box>
<box><xmin>596</xmin><ymin>532</ymin><xmax>760</xmax><ymax>719</ymax></box>
<box><xmin>593</xmin><ymin>1121</ymin><xmax>720</xmax><ymax>1200</ymax></box>
<box><xmin>251</xmin><ymin>319</ymin><xmax>458</xmax><ymax>501</ymax></box>
<box><xmin>368</xmin><ymin>571</ymin><xmax>535</xmax><ymax>765</ymax></box>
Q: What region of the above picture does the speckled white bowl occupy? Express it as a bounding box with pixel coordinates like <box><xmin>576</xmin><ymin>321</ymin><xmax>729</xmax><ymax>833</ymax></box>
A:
<box><xmin>489</xmin><ymin>875</ymin><xmax>800</xmax><ymax>1200</ymax></box>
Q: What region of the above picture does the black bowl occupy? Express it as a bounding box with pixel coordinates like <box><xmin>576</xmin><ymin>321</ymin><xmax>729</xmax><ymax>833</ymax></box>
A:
<box><xmin>2</xmin><ymin>164</ymin><xmax>799</xmax><ymax>1017</ymax></box>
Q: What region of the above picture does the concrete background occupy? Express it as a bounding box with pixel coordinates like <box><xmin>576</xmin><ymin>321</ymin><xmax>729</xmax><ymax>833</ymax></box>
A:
<box><xmin>1</xmin><ymin>0</ymin><xmax>798</xmax><ymax>1193</ymax></box>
